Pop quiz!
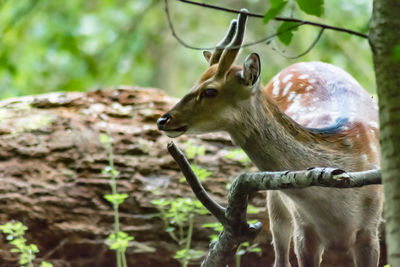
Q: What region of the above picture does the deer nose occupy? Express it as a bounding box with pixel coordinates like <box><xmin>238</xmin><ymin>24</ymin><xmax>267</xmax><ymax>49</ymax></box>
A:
<box><xmin>157</xmin><ymin>113</ymin><xmax>171</xmax><ymax>130</ymax></box>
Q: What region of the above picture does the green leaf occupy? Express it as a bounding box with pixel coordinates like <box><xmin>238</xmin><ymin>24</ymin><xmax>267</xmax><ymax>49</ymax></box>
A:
<box><xmin>184</xmin><ymin>141</ymin><xmax>205</xmax><ymax>159</ymax></box>
<box><xmin>99</xmin><ymin>134</ymin><xmax>112</xmax><ymax>145</ymax></box>
<box><xmin>249</xmin><ymin>247</ymin><xmax>262</xmax><ymax>253</ymax></box>
<box><xmin>180</xmin><ymin>165</ymin><xmax>212</xmax><ymax>182</ymax></box>
<box><xmin>264</xmin><ymin>0</ymin><xmax>288</xmax><ymax>24</ymax></box>
<box><xmin>104</xmin><ymin>193</ymin><xmax>129</xmax><ymax>205</ymax></box>
<box><xmin>165</xmin><ymin>226</ymin><xmax>175</xmax><ymax>233</ymax></box>
<box><xmin>295</xmin><ymin>0</ymin><xmax>324</xmax><ymax>17</ymax></box>
<box><xmin>102</xmin><ymin>166</ymin><xmax>112</xmax><ymax>175</ymax></box>
<box><xmin>151</xmin><ymin>198</ymin><xmax>171</xmax><ymax>207</ymax></box>
<box><xmin>29</xmin><ymin>243</ymin><xmax>39</xmax><ymax>253</ymax></box>
<box><xmin>173</xmin><ymin>248</ymin><xmax>187</xmax><ymax>259</ymax></box>
<box><xmin>105</xmin><ymin>231</ymin><xmax>134</xmax><ymax>251</ymax></box>
<box><xmin>277</xmin><ymin>21</ymin><xmax>300</xmax><ymax>45</ymax></box>
<box><xmin>40</xmin><ymin>262</ymin><xmax>54</xmax><ymax>267</ymax></box>
<box><xmin>247</xmin><ymin>205</ymin><xmax>259</xmax><ymax>214</ymax></box>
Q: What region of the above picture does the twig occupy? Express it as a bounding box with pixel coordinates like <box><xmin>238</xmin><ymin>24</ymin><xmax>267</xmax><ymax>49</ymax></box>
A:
<box><xmin>177</xmin><ymin>0</ymin><xmax>368</xmax><ymax>39</ymax></box>
<box><xmin>272</xmin><ymin>27</ymin><xmax>325</xmax><ymax>59</ymax></box>
<box><xmin>165</xmin><ymin>0</ymin><xmax>304</xmax><ymax>50</ymax></box>
<box><xmin>167</xmin><ymin>142</ymin><xmax>227</xmax><ymax>224</ymax></box>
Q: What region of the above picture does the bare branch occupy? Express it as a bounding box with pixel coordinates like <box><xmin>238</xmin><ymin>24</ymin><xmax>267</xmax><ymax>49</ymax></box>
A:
<box><xmin>272</xmin><ymin>28</ymin><xmax>325</xmax><ymax>59</ymax></box>
<box><xmin>164</xmin><ymin>0</ymin><xmax>304</xmax><ymax>50</ymax></box>
<box><xmin>167</xmin><ymin>141</ymin><xmax>382</xmax><ymax>266</ymax></box>
<box><xmin>177</xmin><ymin>0</ymin><xmax>368</xmax><ymax>39</ymax></box>
<box><xmin>167</xmin><ymin>142</ymin><xmax>227</xmax><ymax>225</ymax></box>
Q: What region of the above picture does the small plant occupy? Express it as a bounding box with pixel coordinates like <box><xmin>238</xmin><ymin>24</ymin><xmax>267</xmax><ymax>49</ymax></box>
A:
<box><xmin>235</xmin><ymin>242</ymin><xmax>262</xmax><ymax>267</ymax></box>
<box><xmin>179</xmin><ymin>141</ymin><xmax>211</xmax><ymax>182</ymax></box>
<box><xmin>0</xmin><ymin>221</ymin><xmax>53</xmax><ymax>267</ymax></box>
<box><xmin>152</xmin><ymin>198</ymin><xmax>208</xmax><ymax>267</ymax></box>
<box><xmin>183</xmin><ymin>141</ymin><xmax>205</xmax><ymax>160</ymax></box>
<box><xmin>179</xmin><ymin>164</ymin><xmax>212</xmax><ymax>183</ymax></box>
<box><xmin>202</xmin><ymin>205</ymin><xmax>262</xmax><ymax>267</ymax></box>
<box><xmin>100</xmin><ymin>134</ymin><xmax>134</xmax><ymax>267</ymax></box>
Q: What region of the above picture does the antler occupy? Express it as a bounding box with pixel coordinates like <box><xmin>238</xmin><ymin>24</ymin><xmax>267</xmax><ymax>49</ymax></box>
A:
<box><xmin>209</xmin><ymin>20</ymin><xmax>238</xmax><ymax>65</ymax></box>
<box><xmin>217</xmin><ymin>9</ymin><xmax>248</xmax><ymax>77</ymax></box>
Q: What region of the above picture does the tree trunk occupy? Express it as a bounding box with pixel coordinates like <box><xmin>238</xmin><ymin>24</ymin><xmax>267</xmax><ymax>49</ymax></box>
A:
<box><xmin>370</xmin><ymin>1</ymin><xmax>400</xmax><ymax>265</ymax></box>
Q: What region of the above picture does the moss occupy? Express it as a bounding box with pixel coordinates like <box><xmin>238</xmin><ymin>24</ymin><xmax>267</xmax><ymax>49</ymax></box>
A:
<box><xmin>12</xmin><ymin>114</ymin><xmax>55</xmax><ymax>133</ymax></box>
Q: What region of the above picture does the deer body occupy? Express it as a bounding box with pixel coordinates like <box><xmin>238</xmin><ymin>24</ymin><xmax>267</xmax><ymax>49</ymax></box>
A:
<box><xmin>158</xmin><ymin>10</ymin><xmax>382</xmax><ymax>267</ymax></box>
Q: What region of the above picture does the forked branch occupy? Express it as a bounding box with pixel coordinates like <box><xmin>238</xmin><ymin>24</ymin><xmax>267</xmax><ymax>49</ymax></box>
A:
<box><xmin>167</xmin><ymin>141</ymin><xmax>382</xmax><ymax>266</ymax></box>
<box><xmin>164</xmin><ymin>0</ymin><xmax>368</xmax><ymax>55</ymax></box>
<box><xmin>176</xmin><ymin>0</ymin><xmax>368</xmax><ymax>39</ymax></box>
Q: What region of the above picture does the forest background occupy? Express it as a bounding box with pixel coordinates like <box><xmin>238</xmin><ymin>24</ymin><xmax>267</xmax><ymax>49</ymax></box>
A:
<box><xmin>0</xmin><ymin>0</ymin><xmax>375</xmax><ymax>100</ymax></box>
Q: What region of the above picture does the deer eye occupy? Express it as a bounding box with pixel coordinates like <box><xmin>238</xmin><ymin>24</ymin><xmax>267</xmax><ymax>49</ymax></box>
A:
<box><xmin>201</xmin><ymin>88</ymin><xmax>218</xmax><ymax>98</ymax></box>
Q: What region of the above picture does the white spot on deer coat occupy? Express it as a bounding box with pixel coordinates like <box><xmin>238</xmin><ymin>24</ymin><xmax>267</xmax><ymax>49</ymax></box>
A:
<box><xmin>299</xmin><ymin>74</ymin><xmax>309</xmax><ymax>79</ymax></box>
<box><xmin>272</xmin><ymin>80</ymin><xmax>280</xmax><ymax>96</ymax></box>
<box><xmin>309</xmin><ymin>79</ymin><xmax>316</xmax><ymax>83</ymax></box>
<box><xmin>370</xmin><ymin>144</ymin><xmax>378</xmax><ymax>153</ymax></box>
<box><xmin>288</xmin><ymin>91</ymin><xmax>296</xmax><ymax>101</ymax></box>
<box><xmin>282</xmin><ymin>82</ymin><xmax>293</xmax><ymax>96</ymax></box>
<box><xmin>369</xmin><ymin>121</ymin><xmax>378</xmax><ymax>128</ymax></box>
<box><xmin>306</xmin><ymin>85</ymin><xmax>313</xmax><ymax>91</ymax></box>
<box><xmin>282</xmin><ymin>74</ymin><xmax>293</xmax><ymax>83</ymax></box>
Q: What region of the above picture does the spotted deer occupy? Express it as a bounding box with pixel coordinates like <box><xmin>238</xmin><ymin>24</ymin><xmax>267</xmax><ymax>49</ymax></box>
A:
<box><xmin>157</xmin><ymin>10</ymin><xmax>383</xmax><ymax>267</ymax></box>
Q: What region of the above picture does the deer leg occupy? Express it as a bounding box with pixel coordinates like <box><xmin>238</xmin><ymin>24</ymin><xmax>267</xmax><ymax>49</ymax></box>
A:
<box><xmin>351</xmin><ymin>229</ymin><xmax>379</xmax><ymax>267</ymax></box>
<box><xmin>268</xmin><ymin>192</ymin><xmax>293</xmax><ymax>267</ymax></box>
<box><xmin>293</xmin><ymin>225</ymin><xmax>323</xmax><ymax>267</ymax></box>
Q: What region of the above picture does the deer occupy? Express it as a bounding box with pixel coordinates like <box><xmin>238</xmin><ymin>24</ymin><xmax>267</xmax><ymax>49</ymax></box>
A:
<box><xmin>157</xmin><ymin>10</ymin><xmax>383</xmax><ymax>267</ymax></box>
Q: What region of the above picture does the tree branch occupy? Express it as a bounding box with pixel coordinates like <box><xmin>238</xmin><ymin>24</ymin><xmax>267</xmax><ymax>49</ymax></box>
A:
<box><xmin>167</xmin><ymin>142</ymin><xmax>227</xmax><ymax>224</ymax></box>
<box><xmin>167</xmin><ymin>141</ymin><xmax>382</xmax><ymax>266</ymax></box>
<box><xmin>164</xmin><ymin>0</ymin><xmax>304</xmax><ymax>51</ymax></box>
<box><xmin>272</xmin><ymin>27</ymin><xmax>325</xmax><ymax>59</ymax></box>
<box><xmin>177</xmin><ymin>0</ymin><xmax>368</xmax><ymax>39</ymax></box>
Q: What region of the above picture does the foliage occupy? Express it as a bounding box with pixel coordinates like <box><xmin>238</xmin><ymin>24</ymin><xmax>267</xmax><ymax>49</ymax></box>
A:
<box><xmin>263</xmin><ymin>0</ymin><xmax>288</xmax><ymax>24</ymax></box>
<box><xmin>180</xmin><ymin>141</ymin><xmax>210</xmax><ymax>182</ymax></box>
<box><xmin>151</xmin><ymin>198</ymin><xmax>208</xmax><ymax>267</ymax></box>
<box><xmin>0</xmin><ymin>0</ymin><xmax>376</xmax><ymax>100</ymax></box>
<box><xmin>0</xmin><ymin>221</ymin><xmax>53</xmax><ymax>267</ymax></box>
<box><xmin>264</xmin><ymin>0</ymin><xmax>324</xmax><ymax>46</ymax></box>
<box><xmin>295</xmin><ymin>0</ymin><xmax>324</xmax><ymax>17</ymax></box>
<box><xmin>100</xmin><ymin>134</ymin><xmax>134</xmax><ymax>267</ymax></box>
<box><xmin>235</xmin><ymin>242</ymin><xmax>262</xmax><ymax>267</ymax></box>
<box><xmin>180</xmin><ymin>164</ymin><xmax>212</xmax><ymax>183</ymax></box>
<box><xmin>202</xmin><ymin>205</ymin><xmax>261</xmax><ymax>267</ymax></box>
<box><xmin>277</xmin><ymin>21</ymin><xmax>300</xmax><ymax>46</ymax></box>
<box><xmin>202</xmin><ymin>205</ymin><xmax>259</xmax><ymax>243</ymax></box>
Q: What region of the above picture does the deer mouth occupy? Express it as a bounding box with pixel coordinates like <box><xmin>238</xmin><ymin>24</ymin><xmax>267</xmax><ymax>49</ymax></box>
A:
<box><xmin>164</xmin><ymin>125</ymin><xmax>188</xmax><ymax>138</ymax></box>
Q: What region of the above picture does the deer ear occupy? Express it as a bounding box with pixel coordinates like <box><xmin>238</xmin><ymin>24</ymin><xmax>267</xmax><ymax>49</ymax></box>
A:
<box><xmin>203</xmin><ymin>51</ymin><xmax>212</xmax><ymax>63</ymax></box>
<box><xmin>242</xmin><ymin>53</ymin><xmax>261</xmax><ymax>86</ymax></box>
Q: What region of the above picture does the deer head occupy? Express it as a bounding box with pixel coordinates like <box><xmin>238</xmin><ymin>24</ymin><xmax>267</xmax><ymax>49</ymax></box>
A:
<box><xmin>157</xmin><ymin>9</ymin><xmax>261</xmax><ymax>138</ymax></box>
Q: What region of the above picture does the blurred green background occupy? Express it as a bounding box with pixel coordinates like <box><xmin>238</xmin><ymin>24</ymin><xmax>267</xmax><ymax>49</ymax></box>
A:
<box><xmin>0</xmin><ymin>0</ymin><xmax>374</xmax><ymax>99</ymax></box>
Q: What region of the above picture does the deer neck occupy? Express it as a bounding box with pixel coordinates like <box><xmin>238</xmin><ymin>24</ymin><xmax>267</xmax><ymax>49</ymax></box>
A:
<box><xmin>227</xmin><ymin>90</ymin><xmax>341</xmax><ymax>171</ymax></box>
